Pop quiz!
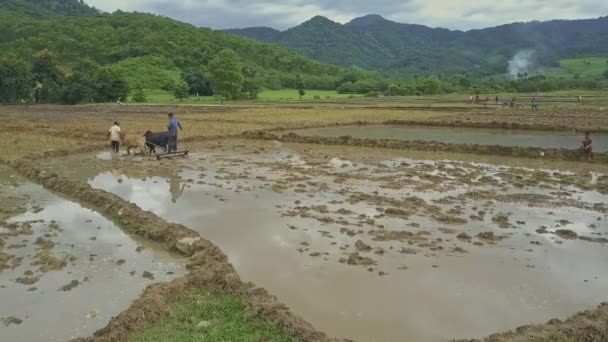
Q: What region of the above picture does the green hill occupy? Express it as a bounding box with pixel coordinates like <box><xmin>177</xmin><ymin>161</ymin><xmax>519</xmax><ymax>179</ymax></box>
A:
<box><xmin>0</xmin><ymin>0</ymin><xmax>349</xmax><ymax>92</ymax></box>
<box><xmin>225</xmin><ymin>14</ymin><xmax>608</xmax><ymax>77</ymax></box>
<box><xmin>0</xmin><ymin>0</ymin><xmax>98</xmax><ymax>18</ymax></box>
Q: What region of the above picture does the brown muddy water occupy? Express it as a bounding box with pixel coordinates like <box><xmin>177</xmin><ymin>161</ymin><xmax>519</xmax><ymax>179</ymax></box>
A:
<box><xmin>0</xmin><ymin>167</ymin><xmax>185</xmax><ymax>342</ymax></box>
<box><xmin>293</xmin><ymin>125</ymin><xmax>608</xmax><ymax>152</ymax></box>
<box><xmin>42</xmin><ymin>142</ymin><xmax>608</xmax><ymax>341</ymax></box>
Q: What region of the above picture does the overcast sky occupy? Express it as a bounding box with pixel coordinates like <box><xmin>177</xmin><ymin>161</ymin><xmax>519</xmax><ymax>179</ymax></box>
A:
<box><xmin>85</xmin><ymin>0</ymin><xmax>608</xmax><ymax>30</ymax></box>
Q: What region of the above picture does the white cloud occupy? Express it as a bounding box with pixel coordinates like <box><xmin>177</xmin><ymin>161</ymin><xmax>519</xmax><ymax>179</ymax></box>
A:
<box><xmin>84</xmin><ymin>0</ymin><xmax>608</xmax><ymax>30</ymax></box>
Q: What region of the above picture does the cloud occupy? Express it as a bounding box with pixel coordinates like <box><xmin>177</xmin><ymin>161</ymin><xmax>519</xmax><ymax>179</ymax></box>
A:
<box><xmin>85</xmin><ymin>0</ymin><xmax>608</xmax><ymax>30</ymax></box>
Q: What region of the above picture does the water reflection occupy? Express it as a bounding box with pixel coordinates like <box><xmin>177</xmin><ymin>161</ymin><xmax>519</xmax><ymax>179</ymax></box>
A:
<box><xmin>169</xmin><ymin>170</ymin><xmax>186</xmax><ymax>204</ymax></box>
<box><xmin>294</xmin><ymin>125</ymin><xmax>608</xmax><ymax>152</ymax></box>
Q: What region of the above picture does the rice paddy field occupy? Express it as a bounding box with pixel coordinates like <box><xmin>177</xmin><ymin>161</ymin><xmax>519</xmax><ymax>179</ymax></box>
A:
<box><xmin>1</xmin><ymin>92</ymin><xmax>608</xmax><ymax>342</ymax></box>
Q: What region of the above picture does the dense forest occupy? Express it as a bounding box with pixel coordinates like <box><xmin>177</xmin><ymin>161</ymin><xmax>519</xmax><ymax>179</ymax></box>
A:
<box><xmin>226</xmin><ymin>14</ymin><xmax>608</xmax><ymax>76</ymax></box>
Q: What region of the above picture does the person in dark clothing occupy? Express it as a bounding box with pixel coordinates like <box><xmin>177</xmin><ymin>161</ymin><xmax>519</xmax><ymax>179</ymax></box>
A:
<box><xmin>581</xmin><ymin>131</ymin><xmax>593</xmax><ymax>160</ymax></box>
<box><xmin>531</xmin><ymin>97</ymin><xmax>538</xmax><ymax>110</ymax></box>
<box><xmin>167</xmin><ymin>113</ymin><xmax>183</xmax><ymax>153</ymax></box>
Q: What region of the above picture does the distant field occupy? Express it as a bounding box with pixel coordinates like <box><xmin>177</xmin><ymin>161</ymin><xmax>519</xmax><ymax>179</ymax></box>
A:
<box><xmin>546</xmin><ymin>57</ymin><xmax>608</xmax><ymax>79</ymax></box>
<box><xmin>128</xmin><ymin>89</ymin><xmax>360</xmax><ymax>104</ymax></box>
<box><xmin>129</xmin><ymin>89</ymin><xmax>218</xmax><ymax>105</ymax></box>
<box><xmin>258</xmin><ymin>89</ymin><xmax>360</xmax><ymax>101</ymax></box>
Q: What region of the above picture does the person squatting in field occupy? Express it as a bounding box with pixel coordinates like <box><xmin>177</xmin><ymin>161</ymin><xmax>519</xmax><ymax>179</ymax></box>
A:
<box><xmin>167</xmin><ymin>112</ymin><xmax>183</xmax><ymax>153</ymax></box>
<box><xmin>581</xmin><ymin>131</ymin><xmax>593</xmax><ymax>160</ymax></box>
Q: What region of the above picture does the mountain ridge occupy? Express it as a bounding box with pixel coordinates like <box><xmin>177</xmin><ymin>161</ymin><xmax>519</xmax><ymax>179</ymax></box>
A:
<box><xmin>223</xmin><ymin>14</ymin><xmax>608</xmax><ymax>76</ymax></box>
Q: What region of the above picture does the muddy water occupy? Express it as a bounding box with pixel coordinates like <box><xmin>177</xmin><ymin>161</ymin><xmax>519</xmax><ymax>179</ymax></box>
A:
<box><xmin>294</xmin><ymin>125</ymin><xmax>608</xmax><ymax>152</ymax></box>
<box><xmin>0</xmin><ymin>168</ymin><xmax>184</xmax><ymax>342</ymax></box>
<box><xmin>75</xmin><ymin>143</ymin><xmax>608</xmax><ymax>342</ymax></box>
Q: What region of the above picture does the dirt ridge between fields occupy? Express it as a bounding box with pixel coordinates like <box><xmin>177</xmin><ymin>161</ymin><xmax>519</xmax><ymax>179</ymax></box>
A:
<box><xmin>242</xmin><ymin>131</ymin><xmax>608</xmax><ymax>163</ymax></box>
<box><xmin>8</xmin><ymin>155</ymin><xmax>343</xmax><ymax>342</ymax></box>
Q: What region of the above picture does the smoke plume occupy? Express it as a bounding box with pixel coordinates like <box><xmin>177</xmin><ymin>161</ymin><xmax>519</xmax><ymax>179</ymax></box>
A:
<box><xmin>507</xmin><ymin>49</ymin><xmax>538</xmax><ymax>79</ymax></box>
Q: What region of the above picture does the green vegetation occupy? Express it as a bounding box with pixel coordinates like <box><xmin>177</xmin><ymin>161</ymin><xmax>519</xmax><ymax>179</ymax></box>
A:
<box><xmin>131</xmin><ymin>290</ymin><xmax>299</xmax><ymax>342</ymax></box>
<box><xmin>208</xmin><ymin>50</ymin><xmax>244</xmax><ymax>100</ymax></box>
<box><xmin>545</xmin><ymin>57</ymin><xmax>608</xmax><ymax>79</ymax></box>
<box><xmin>0</xmin><ymin>0</ymin><xmax>98</xmax><ymax>19</ymax></box>
<box><xmin>0</xmin><ymin>0</ymin><xmax>606</xmax><ymax>104</ymax></box>
<box><xmin>258</xmin><ymin>89</ymin><xmax>355</xmax><ymax>101</ymax></box>
<box><xmin>226</xmin><ymin>14</ymin><xmax>608</xmax><ymax>77</ymax></box>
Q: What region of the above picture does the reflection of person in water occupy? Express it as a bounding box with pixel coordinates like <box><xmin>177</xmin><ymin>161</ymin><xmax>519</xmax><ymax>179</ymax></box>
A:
<box><xmin>169</xmin><ymin>172</ymin><xmax>186</xmax><ymax>203</ymax></box>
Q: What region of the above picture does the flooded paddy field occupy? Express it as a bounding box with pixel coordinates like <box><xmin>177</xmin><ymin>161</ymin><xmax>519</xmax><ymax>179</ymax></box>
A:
<box><xmin>39</xmin><ymin>140</ymin><xmax>608</xmax><ymax>341</ymax></box>
<box><xmin>293</xmin><ymin>125</ymin><xmax>608</xmax><ymax>152</ymax></box>
<box><xmin>0</xmin><ymin>166</ymin><xmax>185</xmax><ymax>342</ymax></box>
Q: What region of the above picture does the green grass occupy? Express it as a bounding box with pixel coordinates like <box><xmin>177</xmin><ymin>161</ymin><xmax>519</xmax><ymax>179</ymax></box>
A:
<box><xmin>545</xmin><ymin>57</ymin><xmax>608</xmax><ymax>79</ymax></box>
<box><xmin>128</xmin><ymin>88</ymin><xmax>360</xmax><ymax>104</ymax></box>
<box><xmin>131</xmin><ymin>290</ymin><xmax>299</xmax><ymax>342</ymax></box>
<box><xmin>128</xmin><ymin>89</ymin><xmax>219</xmax><ymax>105</ymax></box>
<box><xmin>258</xmin><ymin>89</ymin><xmax>360</xmax><ymax>101</ymax></box>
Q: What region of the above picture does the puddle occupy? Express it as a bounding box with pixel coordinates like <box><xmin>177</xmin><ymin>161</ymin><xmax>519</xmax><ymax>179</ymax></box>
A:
<box><xmin>73</xmin><ymin>142</ymin><xmax>608</xmax><ymax>341</ymax></box>
<box><xmin>293</xmin><ymin>125</ymin><xmax>608</xmax><ymax>152</ymax></box>
<box><xmin>0</xmin><ymin>168</ymin><xmax>185</xmax><ymax>342</ymax></box>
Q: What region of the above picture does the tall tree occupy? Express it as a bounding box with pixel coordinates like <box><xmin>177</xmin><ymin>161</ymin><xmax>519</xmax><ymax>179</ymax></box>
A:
<box><xmin>32</xmin><ymin>49</ymin><xmax>64</xmax><ymax>103</ymax></box>
<box><xmin>0</xmin><ymin>57</ymin><xmax>32</xmax><ymax>103</ymax></box>
<box><xmin>241</xmin><ymin>67</ymin><xmax>260</xmax><ymax>99</ymax></box>
<box><xmin>208</xmin><ymin>49</ymin><xmax>244</xmax><ymax>100</ymax></box>
<box><xmin>173</xmin><ymin>79</ymin><xmax>190</xmax><ymax>100</ymax></box>
<box><xmin>296</xmin><ymin>74</ymin><xmax>306</xmax><ymax>100</ymax></box>
<box><xmin>183</xmin><ymin>68</ymin><xmax>213</xmax><ymax>96</ymax></box>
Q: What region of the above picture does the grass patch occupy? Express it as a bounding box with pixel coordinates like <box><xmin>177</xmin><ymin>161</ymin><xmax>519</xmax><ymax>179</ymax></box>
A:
<box><xmin>545</xmin><ymin>57</ymin><xmax>608</xmax><ymax>79</ymax></box>
<box><xmin>131</xmin><ymin>290</ymin><xmax>299</xmax><ymax>342</ymax></box>
<box><xmin>0</xmin><ymin>132</ymin><xmax>81</xmax><ymax>161</ymax></box>
<box><xmin>130</xmin><ymin>89</ymin><xmax>219</xmax><ymax>105</ymax></box>
<box><xmin>258</xmin><ymin>89</ymin><xmax>357</xmax><ymax>101</ymax></box>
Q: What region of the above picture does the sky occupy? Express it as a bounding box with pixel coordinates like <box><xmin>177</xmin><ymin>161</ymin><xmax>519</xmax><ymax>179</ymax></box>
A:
<box><xmin>85</xmin><ymin>0</ymin><xmax>608</xmax><ymax>30</ymax></box>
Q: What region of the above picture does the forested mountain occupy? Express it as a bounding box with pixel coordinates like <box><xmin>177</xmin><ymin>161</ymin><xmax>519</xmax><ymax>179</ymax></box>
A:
<box><xmin>0</xmin><ymin>0</ymin><xmax>349</xmax><ymax>94</ymax></box>
<box><xmin>225</xmin><ymin>14</ymin><xmax>608</xmax><ymax>76</ymax></box>
<box><xmin>224</xmin><ymin>27</ymin><xmax>281</xmax><ymax>42</ymax></box>
<box><xmin>0</xmin><ymin>0</ymin><xmax>98</xmax><ymax>18</ymax></box>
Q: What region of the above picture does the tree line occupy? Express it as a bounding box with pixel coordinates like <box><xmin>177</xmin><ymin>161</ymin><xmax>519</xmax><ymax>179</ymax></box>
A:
<box><xmin>0</xmin><ymin>50</ymin><xmax>128</xmax><ymax>104</ymax></box>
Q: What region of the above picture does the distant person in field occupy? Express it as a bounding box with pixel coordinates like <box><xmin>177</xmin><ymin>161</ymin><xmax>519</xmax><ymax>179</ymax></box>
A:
<box><xmin>578</xmin><ymin>95</ymin><xmax>583</xmax><ymax>103</ymax></box>
<box><xmin>167</xmin><ymin>112</ymin><xmax>183</xmax><ymax>153</ymax></box>
<box><xmin>108</xmin><ymin>121</ymin><xmax>121</xmax><ymax>153</ymax></box>
<box><xmin>581</xmin><ymin>131</ymin><xmax>593</xmax><ymax>160</ymax></box>
<box><xmin>495</xmin><ymin>96</ymin><xmax>499</xmax><ymax>103</ymax></box>
<box><xmin>531</xmin><ymin>97</ymin><xmax>538</xmax><ymax>110</ymax></box>
<box><xmin>469</xmin><ymin>95</ymin><xmax>473</xmax><ymax>103</ymax></box>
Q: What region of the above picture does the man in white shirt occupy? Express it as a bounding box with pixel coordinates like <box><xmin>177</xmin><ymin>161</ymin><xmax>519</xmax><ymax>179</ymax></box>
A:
<box><xmin>108</xmin><ymin>121</ymin><xmax>121</xmax><ymax>153</ymax></box>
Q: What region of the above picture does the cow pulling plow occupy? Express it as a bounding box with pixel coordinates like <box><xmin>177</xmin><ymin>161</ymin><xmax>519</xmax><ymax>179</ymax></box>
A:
<box><xmin>120</xmin><ymin>130</ymin><xmax>189</xmax><ymax>160</ymax></box>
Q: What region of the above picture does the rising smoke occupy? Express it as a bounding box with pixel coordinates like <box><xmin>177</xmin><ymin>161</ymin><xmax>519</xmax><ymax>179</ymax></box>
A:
<box><xmin>507</xmin><ymin>49</ymin><xmax>538</xmax><ymax>79</ymax></box>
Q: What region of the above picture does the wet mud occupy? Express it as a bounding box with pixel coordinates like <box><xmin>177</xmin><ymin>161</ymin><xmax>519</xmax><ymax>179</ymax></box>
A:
<box><xmin>242</xmin><ymin>131</ymin><xmax>608</xmax><ymax>164</ymax></box>
<box><xmin>41</xmin><ymin>139</ymin><xmax>608</xmax><ymax>341</ymax></box>
<box><xmin>0</xmin><ymin>167</ymin><xmax>184</xmax><ymax>342</ymax></box>
<box><xmin>6</xmin><ymin>159</ymin><xmax>340</xmax><ymax>342</ymax></box>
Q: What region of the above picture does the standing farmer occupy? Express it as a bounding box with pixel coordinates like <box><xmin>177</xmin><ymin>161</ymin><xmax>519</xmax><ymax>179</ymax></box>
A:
<box><xmin>108</xmin><ymin>121</ymin><xmax>121</xmax><ymax>153</ymax></box>
<box><xmin>167</xmin><ymin>113</ymin><xmax>183</xmax><ymax>153</ymax></box>
<box><xmin>531</xmin><ymin>97</ymin><xmax>538</xmax><ymax>111</ymax></box>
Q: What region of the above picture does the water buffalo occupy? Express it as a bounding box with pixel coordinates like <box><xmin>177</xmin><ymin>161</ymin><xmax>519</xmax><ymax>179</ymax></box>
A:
<box><xmin>144</xmin><ymin>131</ymin><xmax>170</xmax><ymax>155</ymax></box>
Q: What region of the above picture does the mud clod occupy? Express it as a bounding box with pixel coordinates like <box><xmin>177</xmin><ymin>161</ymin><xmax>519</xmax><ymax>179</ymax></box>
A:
<box><xmin>16</xmin><ymin>276</ymin><xmax>39</xmax><ymax>285</ymax></box>
<box><xmin>355</xmin><ymin>240</ymin><xmax>372</xmax><ymax>252</ymax></box>
<box><xmin>457</xmin><ymin>232</ymin><xmax>472</xmax><ymax>240</ymax></box>
<box><xmin>59</xmin><ymin>280</ymin><xmax>80</xmax><ymax>292</ymax></box>
<box><xmin>1</xmin><ymin>316</ymin><xmax>23</xmax><ymax>326</ymax></box>
<box><xmin>142</xmin><ymin>271</ymin><xmax>155</xmax><ymax>280</ymax></box>
<box><xmin>347</xmin><ymin>252</ymin><xmax>377</xmax><ymax>266</ymax></box>
<box><xmin>555</xmin><ymin>229</ymin><xmax>578</xmax><ymax>240</ymax></box>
